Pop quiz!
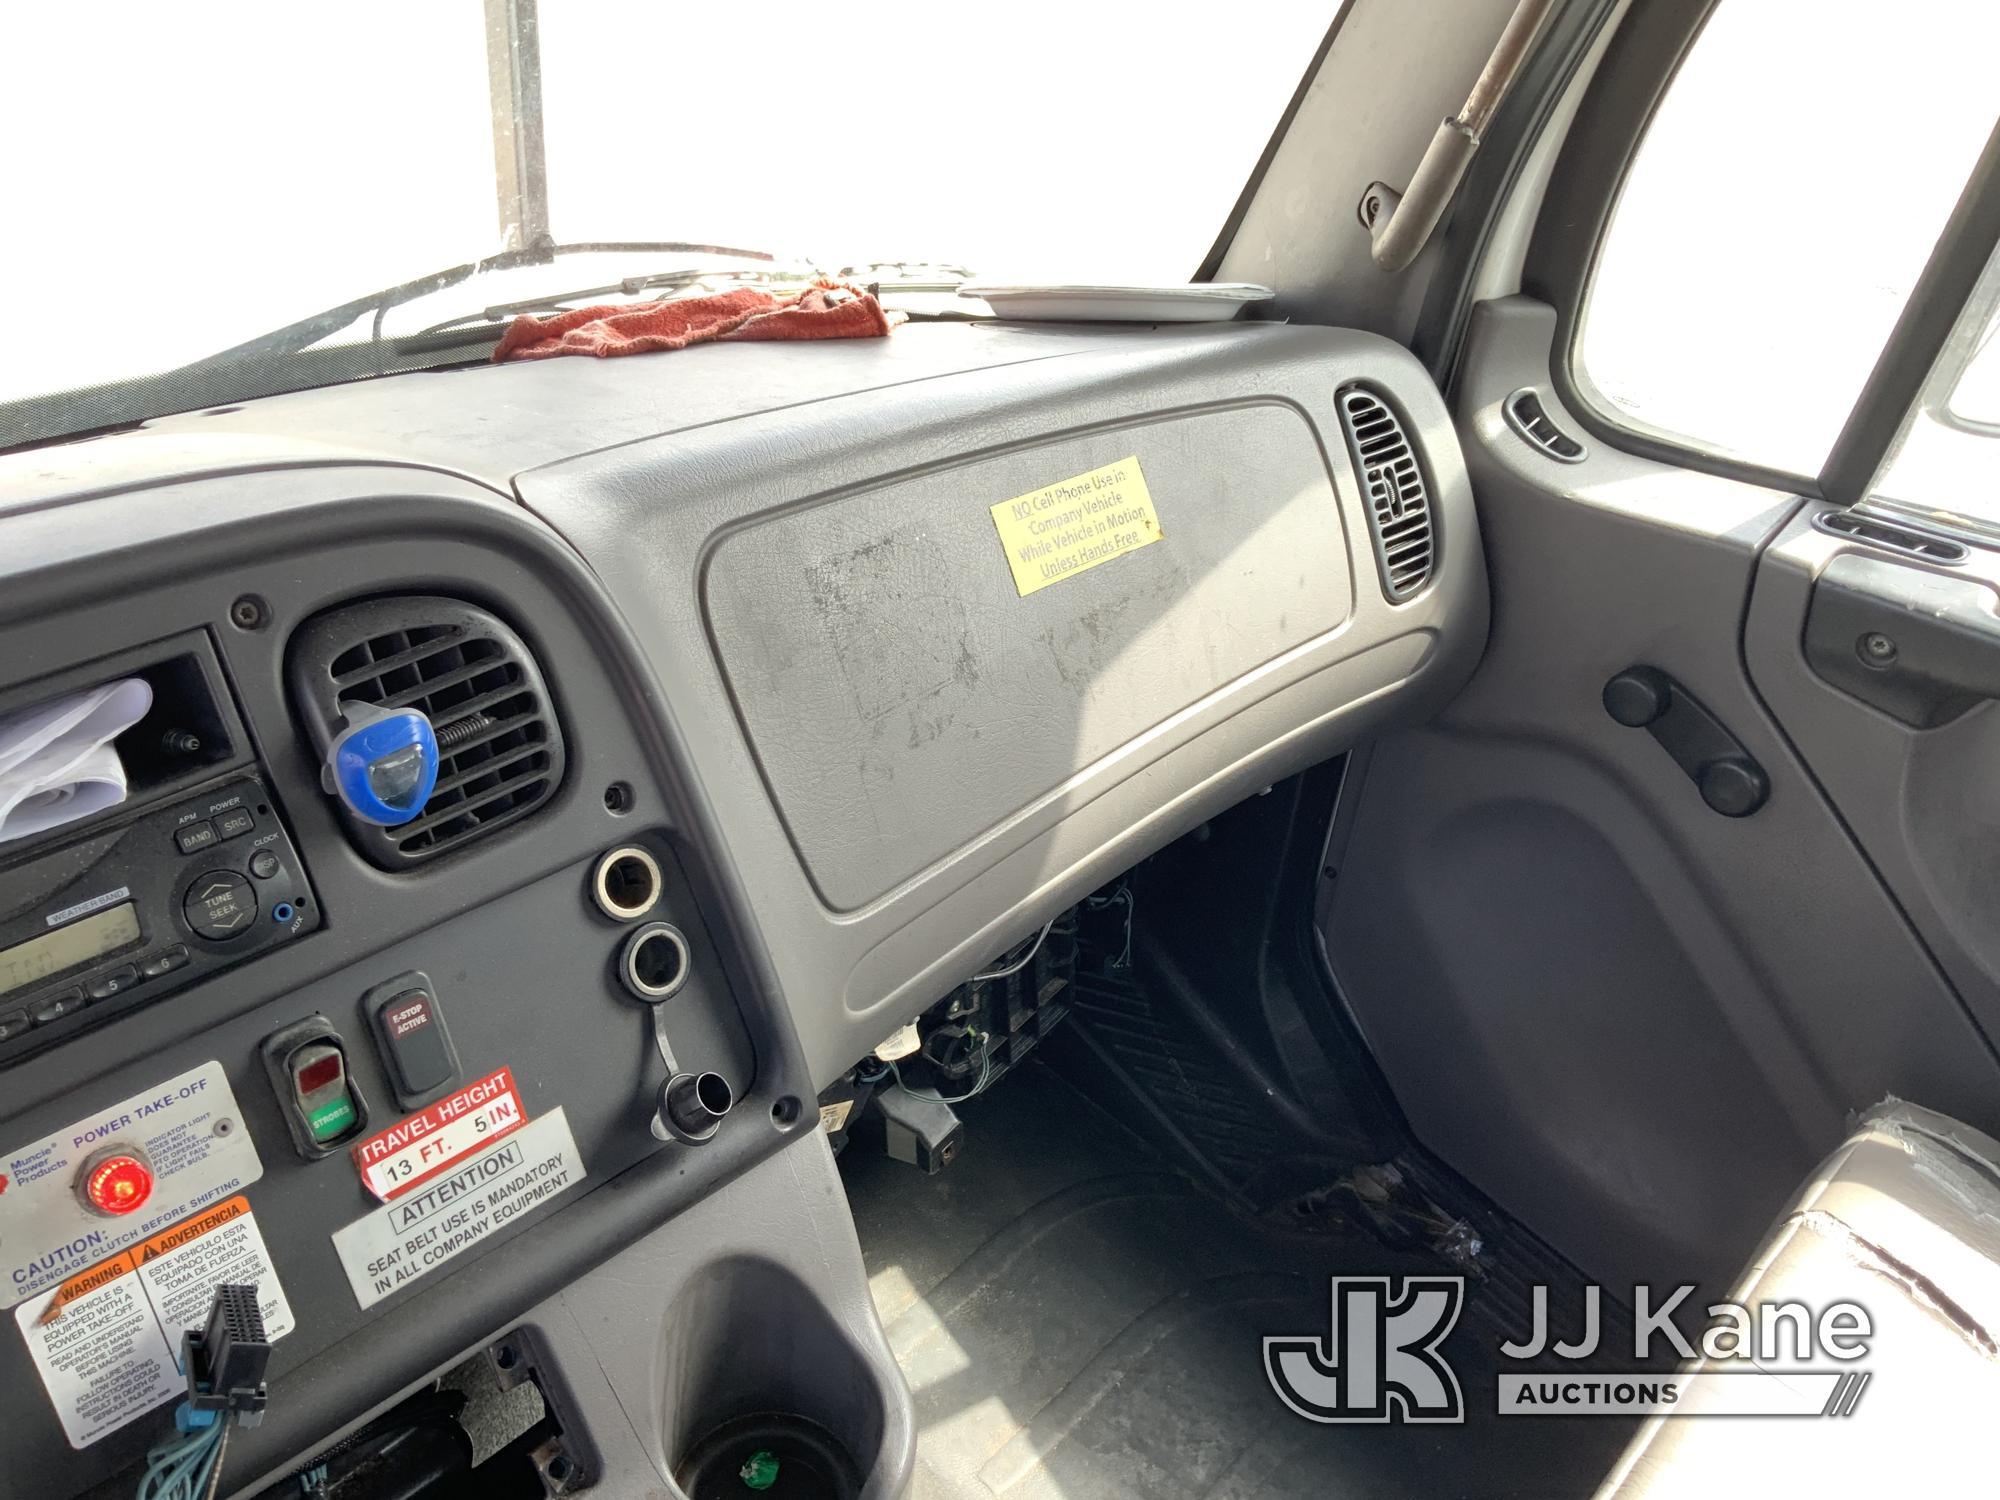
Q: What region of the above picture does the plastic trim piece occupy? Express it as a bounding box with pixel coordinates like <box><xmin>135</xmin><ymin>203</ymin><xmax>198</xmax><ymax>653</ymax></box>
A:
<box><xmin>1804</xmin><ymin>551</ymin><xmax>2000</xmax><ymax>728</ymax></box>
<box><xmin>1411</xmin><ymin>0</ymin><xmax>1630</xmax><ymax>384</ymax></box>
<box><xmin>1810</xmin><ymin>509</ymin><xmax>1969</xmax><ymax>567</ymax></box>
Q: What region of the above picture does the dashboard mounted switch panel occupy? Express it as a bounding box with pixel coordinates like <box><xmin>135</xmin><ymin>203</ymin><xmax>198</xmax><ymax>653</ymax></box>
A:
<box><xmin>260</xmin><ymin>1016</ymin><xmax>371</xmax><ymax>1159</ymax></box>
<box><xmin>364</xmin><ymin>970</ymin><xmax>461</xmax><ymax>1109</ymax></box>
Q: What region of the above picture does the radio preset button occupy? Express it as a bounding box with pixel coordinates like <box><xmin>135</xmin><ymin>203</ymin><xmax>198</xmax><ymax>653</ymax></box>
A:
<box><xmin>174</xmin><ymin>820</ymin><xmax>219</xmax><ymax>854</ymax></box>
<box><xmin>216</xmin><ymin>808</ymin><xmax>256</xmax><ymax>840</ymax></box>
<box><xmin>184</xmin><ymin>871</ymin><xmax>257</xmax><ymax>940</ymax></box>
<box><xmin>34</xmin><ymin>989</ymin><xmax>86</xmax><ymax>1024</ymax></box>
<box><xmin>0</xmin><ymin>1008</ymin><xmax>34</xmax><ymax>1041</ymax></box>
<box><xmin>140</xmin><ymin>945</ymin><xmax>191</xmax><ymax>978</ymax></box>
<box><xmin>85</xmin><ymin>965</ymin><xmax>141</xmax><ymax>1002</ymax></box>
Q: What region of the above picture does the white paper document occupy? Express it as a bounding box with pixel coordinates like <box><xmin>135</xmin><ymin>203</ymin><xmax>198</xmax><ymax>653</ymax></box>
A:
<box><xmin>0</xmin><ymin>678</ymin><xmax>153</xmax><ymax>846</ymax></box>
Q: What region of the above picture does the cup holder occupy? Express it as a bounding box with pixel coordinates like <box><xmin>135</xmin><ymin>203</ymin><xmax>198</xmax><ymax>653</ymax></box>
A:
<box><xmin>661</xmin><ymin>1258</ymin><xmax>885</xmax><ymax>1500</ymax></box>
<box><xmin>676</xmin><ymin>1412</ymin><xmax>861</xmax><ymax>1499</ymax></box>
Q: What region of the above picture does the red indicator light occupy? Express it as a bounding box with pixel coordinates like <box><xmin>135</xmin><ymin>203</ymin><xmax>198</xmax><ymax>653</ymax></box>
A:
<box><xmin>295</xmin><ymin>1053</ymin><xmax>344</xmax><ymax>1094</ymax></box>
<box><xmin>84</xmin><ymin>1155</ymin><xmax>154</xmax><ymax>1216</ymax></box>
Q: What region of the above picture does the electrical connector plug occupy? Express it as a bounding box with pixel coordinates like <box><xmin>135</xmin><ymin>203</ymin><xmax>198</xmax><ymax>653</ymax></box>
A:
<box><xmin>181</xmin><ymin>1284</ymin><xmax>271</xmax><ymax>1428</ymax></box>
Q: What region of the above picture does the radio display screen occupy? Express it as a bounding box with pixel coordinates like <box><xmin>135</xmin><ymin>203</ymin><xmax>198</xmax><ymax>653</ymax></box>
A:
<box><xmin>0</xmin><ymin>903</ymin><xmax>141</xmax><ymax>998</ymax></box>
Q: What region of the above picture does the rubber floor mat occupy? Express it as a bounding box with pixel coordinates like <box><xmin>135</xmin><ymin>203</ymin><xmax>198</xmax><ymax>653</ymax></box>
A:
<box><xmin>841</xmin><ymin>1065</ymin><xmax>1633</xmax><ymax>1500</ymax></box>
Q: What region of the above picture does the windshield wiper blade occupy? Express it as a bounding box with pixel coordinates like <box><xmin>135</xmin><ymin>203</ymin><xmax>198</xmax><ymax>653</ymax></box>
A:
<box><xmin>168</xmin><ymin>239</ymin><xmax>783</xmax><ymax>379</ymax></box>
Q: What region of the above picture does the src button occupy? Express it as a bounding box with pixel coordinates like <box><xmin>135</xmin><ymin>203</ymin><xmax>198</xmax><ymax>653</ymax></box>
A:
<box><xmin>184</xmin><ymin>871</ymin><xmax>257</xmax><ymax>941</ymax></box>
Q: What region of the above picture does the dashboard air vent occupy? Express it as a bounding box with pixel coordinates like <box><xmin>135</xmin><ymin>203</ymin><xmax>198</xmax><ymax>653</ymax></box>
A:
<box><xmin>1503</xmin><ymin>387</ymin><xmax>1587</xmax><ymax>463</ymax></box>
<box><xmin>1336</xmin><ymin>386</ymin><xmax>1436</xmax><ymax>602</ymax></box>
<box><xmin>288</xmin><ymin>597</ymin><xmax>565</xmax><ymax>868</ymax></box>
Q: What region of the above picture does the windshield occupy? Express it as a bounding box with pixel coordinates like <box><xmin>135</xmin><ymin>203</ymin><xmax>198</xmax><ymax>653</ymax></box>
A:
<box><xmin>2</xmin><ymin>3</ymin><xmax>1329</xmax><ymax>447</ymax></box>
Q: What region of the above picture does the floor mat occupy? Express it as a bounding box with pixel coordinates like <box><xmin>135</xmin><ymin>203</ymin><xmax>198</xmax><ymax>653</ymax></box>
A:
<box><xmin>841</xmin><ymin>1065</ymin><xmax>1632</xmax><ymax>1500</ymax></box>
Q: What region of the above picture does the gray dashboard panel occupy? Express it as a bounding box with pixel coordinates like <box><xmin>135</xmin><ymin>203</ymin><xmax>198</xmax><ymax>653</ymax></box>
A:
<box><xmin>0</xmin><ymin>469</ymin><xmax>827</xmax><ymax>1495</ymax></box>
<box><xmin>704</xmin><ymin>399</ymin><xmax>1353</xmax><ymax>910</ymax></box>
<box><xmin>0</xmin><ymin>316</ymin><xmax>1481</xmax><ymax>1494</ymax></box>
<box><xmin>517</xmin><ymin>321</ymin><xmax>1488</xmax><ymax>1083</ymax></box>
<box><xmin>0</xmin><ymin>324</ymin><xmax>1158</xmax><ymax>505</ymax></box>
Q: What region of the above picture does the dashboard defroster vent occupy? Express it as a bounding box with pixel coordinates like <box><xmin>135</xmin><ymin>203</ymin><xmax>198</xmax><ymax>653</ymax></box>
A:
<box><xmin>1336</xmin><ymin>386</ymin><xmax>1436</xmax><ymax>602</ymax></box>
<box><xmin>288</xmin><ymin>597</ymin><xmax>565</xmax><ymax>868</ymax></box>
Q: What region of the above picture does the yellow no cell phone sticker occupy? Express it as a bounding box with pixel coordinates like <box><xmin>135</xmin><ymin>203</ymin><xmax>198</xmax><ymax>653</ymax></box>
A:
<box><xmin>990</xmin><ymin>456</ymin><xmax>1163</xmax><ymax>597</ymax></box>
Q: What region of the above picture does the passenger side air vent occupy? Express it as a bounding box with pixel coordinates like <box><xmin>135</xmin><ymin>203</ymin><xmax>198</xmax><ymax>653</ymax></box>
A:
<box><xmin>288</xmin><ymin>597</ymin><xmax>565</xmax><ymax>868</ymax></box>
<box><xmin>1336</xmin><ymin>386</ymin><xmax>1436</xmax><ymax>602</ymax></box>
<box><xmin>1502</xmin><ymin>387</ymin><xmax>1587</xmax><ymax>463</ymax></box>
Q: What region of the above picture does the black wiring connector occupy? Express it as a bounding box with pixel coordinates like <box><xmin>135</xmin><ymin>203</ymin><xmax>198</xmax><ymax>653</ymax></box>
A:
<box><xmin>181</xmin><ymin>1284</ymin><xmax>271</xmax><ymax>1428</ymax></box>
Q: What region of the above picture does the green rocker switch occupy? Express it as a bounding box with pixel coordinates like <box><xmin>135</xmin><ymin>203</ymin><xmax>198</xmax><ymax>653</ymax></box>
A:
<box><xmin>260</xmin><ymin>1017</ymin><xmax>372</xmax><ymax>1159</ymax></box>
<box><xmin>290</xmin><ymin>1042</ymin><xmax>359</xmax><ymax>1144</ymax></box>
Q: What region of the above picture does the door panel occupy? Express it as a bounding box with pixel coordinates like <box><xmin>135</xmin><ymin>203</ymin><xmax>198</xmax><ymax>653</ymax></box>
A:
<box><xmin>1748</xmin><ymin>513</ymin><xmax>2000</xmax><ymax>1048</ymax></box>
<box><xmin>1319</xmin><ymin>297</ymin><xmax>2000</xmax><ymax>1292</ymax></box>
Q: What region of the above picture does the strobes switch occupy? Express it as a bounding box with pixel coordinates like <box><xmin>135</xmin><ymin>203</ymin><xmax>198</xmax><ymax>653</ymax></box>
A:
<box><xmin>290</xmin><ymin>1044</ymin><xmax>358</xmax><ymax>1145</ymax></box>
<box><xmin>259</xmin><ymin>1016</ymin><xmax>371</xmax><ymax>1159</ymax></box>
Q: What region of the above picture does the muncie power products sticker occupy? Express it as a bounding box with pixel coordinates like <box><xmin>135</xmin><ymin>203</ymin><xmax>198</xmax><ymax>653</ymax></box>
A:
<box><xmin>333</xmin><ymin>1107</ymin><xmax>584</xmax><ymax>1310</ymax></box>
<box><xmin>0</xmin><ymin>1061</ymin><xmax>265</xmax><ymax>1308</ymax></box>
<box><xmin>989</xmin><ymin>455</ymin><xmax>1163</xmax><ymax>597</ymax></box>
<box><xmin>14</xmin><ymin>1196</ymin><xmax>293</xmax><ymax>1449</ymax></box>
<box><xmin>350</xmin><ymin>1066</ymin><xmax>526</xmax><ymax>1203</ymax></box>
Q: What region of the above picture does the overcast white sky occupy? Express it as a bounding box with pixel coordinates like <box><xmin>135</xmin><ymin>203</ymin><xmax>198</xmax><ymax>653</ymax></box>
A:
<box><xmin>1581</xmin><ymin>0</ymin><xmax>2000</xmax><ymax>475</ymax></box>
<box><xmin>3</xmin><ymin>0</ymin><xmax>1995</xmax><ymax>482</ymax></box>
<box><xmin>0</xmin><ymin>2</ymin><xmax>1330</xmax><ymax>405</ymax></box>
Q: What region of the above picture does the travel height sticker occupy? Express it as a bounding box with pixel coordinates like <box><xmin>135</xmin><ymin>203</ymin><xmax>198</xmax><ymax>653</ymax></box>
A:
<box><xmin>349</xmin><ymin>1066</ymin><xmax>526</xmax><ymax>1203</ymax></box>
<box><xmin>332</xmin><ymin>1107</ymin><xmax>584</xmax><ymax>1310</ymax></box>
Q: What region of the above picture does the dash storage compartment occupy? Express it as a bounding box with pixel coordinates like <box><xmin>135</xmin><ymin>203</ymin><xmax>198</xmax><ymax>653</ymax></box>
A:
<box><xmin>701</xmin><ymin>402</ymin><xmax>1353</xmax><ymax>911</ymax></box>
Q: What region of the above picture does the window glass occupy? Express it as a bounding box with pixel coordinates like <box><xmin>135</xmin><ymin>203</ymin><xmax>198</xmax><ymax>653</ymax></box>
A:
<box><xmin>1575</xmin><ymin>0</ymin><xmax>2000</xmax><ymax>477</ymax></box>
<box><xmin>0</xmin><ymin>1</ymin><xmax>1328</xmax><ymax>432</ymax></box>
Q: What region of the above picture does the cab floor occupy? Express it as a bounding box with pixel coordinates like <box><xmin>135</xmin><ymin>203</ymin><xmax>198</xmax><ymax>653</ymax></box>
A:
<box><xmin>840</xmin><ymin>1063</ymin><xmax>1630</xmax><ymax>1500</ymax></box>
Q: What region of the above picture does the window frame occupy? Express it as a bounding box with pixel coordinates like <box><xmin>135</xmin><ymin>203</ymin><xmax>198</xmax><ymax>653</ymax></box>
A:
<box><xmin>1818</xmin><ymin>123</ymin><xmax>2000</xmax><ymax>512</ymax></box>
<box><xmin>1519</xmin><ymin>0</ymin><xmax>1834</xmax><ymax>494</ymax></box>
<box><xmin>1520</xmin><ymin>0</ymin><xmax>2000</xmax><ymax>508</ymax></box>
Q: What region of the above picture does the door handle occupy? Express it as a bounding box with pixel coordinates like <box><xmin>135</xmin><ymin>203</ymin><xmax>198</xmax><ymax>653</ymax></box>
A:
<box><xmin>1804</xmin><ymin>552</ymin><xmax>2000</xmax><ymax>728</ymax></box>
<box><xmin>1602</xmin><ymin>666</ymin><xmax>1770</xmax><ymax>817</ymax></box>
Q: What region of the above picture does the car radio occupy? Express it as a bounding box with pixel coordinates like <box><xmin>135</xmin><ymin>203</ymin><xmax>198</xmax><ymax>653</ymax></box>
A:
<box><xmin>0</xmin><ymin>774</ymin><xmax>319</xmax><ymax>1062</ymax></box>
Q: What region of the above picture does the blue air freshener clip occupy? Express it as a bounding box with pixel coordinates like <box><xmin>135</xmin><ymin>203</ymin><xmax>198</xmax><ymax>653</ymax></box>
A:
<box><xmin>321</xmin><ymin>702</ymin><xmax>438</xmax><ymax>826</ymax></box>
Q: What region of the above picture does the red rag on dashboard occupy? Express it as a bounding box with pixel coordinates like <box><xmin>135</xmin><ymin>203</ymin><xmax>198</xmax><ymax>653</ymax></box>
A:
<box><xmin>490</xmin><ymin>279</ymin><xmax>896</xmax><ymax>362</ymax></box>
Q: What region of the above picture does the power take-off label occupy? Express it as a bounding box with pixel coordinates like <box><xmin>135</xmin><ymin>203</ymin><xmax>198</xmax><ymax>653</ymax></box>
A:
<box><xmin>0</xmin><ymin>1061</ymin><xmax>264</xmax><ymax>1308</ymax></box>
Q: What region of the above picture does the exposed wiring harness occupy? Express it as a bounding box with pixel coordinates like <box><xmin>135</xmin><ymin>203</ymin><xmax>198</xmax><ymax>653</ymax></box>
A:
<box><xmin>138</xmin><ymin>1284</ymin><xmax>270</xmax><ymax>1500</ymax></box>
<box><xmin>138</xmin><ymin>1410</ymin><xmax>229</xmax><ymax>1500</ymax></box>
<box><xmin>885</xmin><ymin>909</ymin><xmax>1075</xmax><ymax>1108</ymax></box>
<box><xmin>888</xmin><ymin>1041</ymin><xmax>993</xmax><ymax>1105</ymax></box>
<box><xmin>1083</xmin><ymin>882</ymin><xmax>1135</xmax><ymax>969</ymax></box>
<box><xmin>970</xmin><ymin>919</ymin><xmax>1052</xmax><ymax>983</ymax></box>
